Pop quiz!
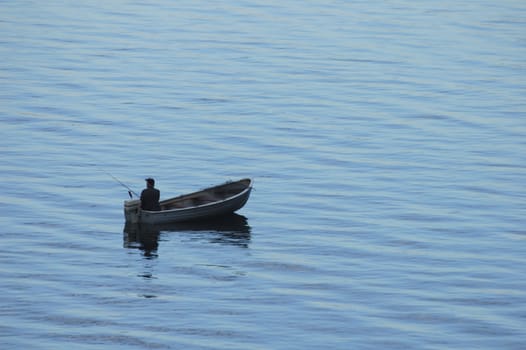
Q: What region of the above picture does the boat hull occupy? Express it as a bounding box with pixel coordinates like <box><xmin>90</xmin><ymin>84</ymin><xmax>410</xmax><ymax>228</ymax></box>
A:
<box><xmin>124</xmin><ymin>178</ymin><xmax>252</xmax><ymax>224</ymax></box>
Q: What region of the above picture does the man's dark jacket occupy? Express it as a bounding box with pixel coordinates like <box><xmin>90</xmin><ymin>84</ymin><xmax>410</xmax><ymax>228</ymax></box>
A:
<box><xmin>140</xmin><ymin>188</ymin><xmax>161</xmax><ymax>211</ymax></box>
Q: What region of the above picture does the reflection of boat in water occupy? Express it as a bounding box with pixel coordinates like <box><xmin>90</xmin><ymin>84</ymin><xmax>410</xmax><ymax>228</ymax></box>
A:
<box><xmin>160</xmin><ymin>213</ymin><xmax>251</xmax><ymax>234</ymax></box>
<box><xmin>123</xmin><ymin>213</ymin><xmax>251</xmax><ymax>253</ymax></box>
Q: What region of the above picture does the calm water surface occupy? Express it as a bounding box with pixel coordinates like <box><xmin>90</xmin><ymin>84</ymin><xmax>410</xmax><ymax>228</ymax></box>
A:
<box><xmin>1</xmin><ymin>1</ymin><xmax>525</xmax><ymax>349</ymax></box>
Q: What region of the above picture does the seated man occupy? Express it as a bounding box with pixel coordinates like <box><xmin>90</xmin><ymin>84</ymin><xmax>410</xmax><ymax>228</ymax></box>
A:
<box><xmin>140</xmin><ymin>178</ymin><xmax>161</xmax><ymax>211</ymax></box>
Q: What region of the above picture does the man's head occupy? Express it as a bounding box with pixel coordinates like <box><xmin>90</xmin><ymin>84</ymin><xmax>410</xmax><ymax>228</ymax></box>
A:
<box><xmin>145</xmin><ymin>178</ymin><xmax>155</xmax><ymax>188</ymax></box>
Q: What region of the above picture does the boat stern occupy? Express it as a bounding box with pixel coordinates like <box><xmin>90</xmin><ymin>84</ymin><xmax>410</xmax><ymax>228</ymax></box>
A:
<box><xmin>124</xmin><ymin>199</ymin><xmax>141</xmax><ymax>223</ymax></box>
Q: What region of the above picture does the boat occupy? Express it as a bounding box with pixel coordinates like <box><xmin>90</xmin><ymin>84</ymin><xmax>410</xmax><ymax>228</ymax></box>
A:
<box><xmin>124</xmin><ymin>178</ymin><xmax>252</xmax><ymax>224</ymax></box>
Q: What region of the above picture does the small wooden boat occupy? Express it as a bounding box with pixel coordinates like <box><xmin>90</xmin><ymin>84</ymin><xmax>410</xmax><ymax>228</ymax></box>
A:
<box><xmin>124</xmin><ymin>178</ymin><xmax>252</xmax><ymax>224</ymax></box>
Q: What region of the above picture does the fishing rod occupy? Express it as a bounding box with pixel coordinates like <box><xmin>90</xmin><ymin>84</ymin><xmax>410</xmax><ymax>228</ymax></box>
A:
<box><xmin>96</xmin><ymin>167</ymin><xmax>139</xmax><ymax>199</ymax></box>
<box><xmin>85</xmin><ymin>156</ymin><xmax>140</xmax><ymax>198</ymax></box>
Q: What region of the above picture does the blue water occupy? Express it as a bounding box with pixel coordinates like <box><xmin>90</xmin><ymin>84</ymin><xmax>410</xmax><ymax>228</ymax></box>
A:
<box><xmin>1</xmin><ymin>1</ymin><xmax>525</xmax><ymax>349</ymax></box>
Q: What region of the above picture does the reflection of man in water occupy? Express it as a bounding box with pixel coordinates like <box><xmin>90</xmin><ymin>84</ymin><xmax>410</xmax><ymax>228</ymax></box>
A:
<box><xmin>123</xmin><ymin>222</ymin><xmax>160</xmax><ymax>258</ymax></box>
<box><xmin>140</xmin><ymin>178</ymin><xmax>161</xmax><ymax>211</ymax></box>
